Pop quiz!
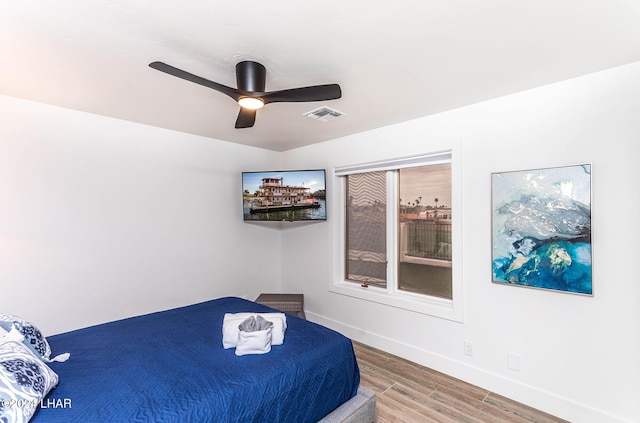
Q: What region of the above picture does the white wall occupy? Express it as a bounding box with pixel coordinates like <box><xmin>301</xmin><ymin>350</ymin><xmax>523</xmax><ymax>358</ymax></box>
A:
<box><xmin>0</xmin><ymin>95</ymin><xmax>282</xmax><ymax>335</ymax></box>
<box><xmin>281</xmin><ymin>62</ymin><xmax>640</xmax><ymax>423</ymax></box>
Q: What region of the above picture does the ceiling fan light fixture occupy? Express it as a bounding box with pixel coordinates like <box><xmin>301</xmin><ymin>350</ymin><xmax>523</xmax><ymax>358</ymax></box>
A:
<box><xmin>238</xmin><ymin>97</ymin><xmax>264</xmax><ymax>110</ymax></box>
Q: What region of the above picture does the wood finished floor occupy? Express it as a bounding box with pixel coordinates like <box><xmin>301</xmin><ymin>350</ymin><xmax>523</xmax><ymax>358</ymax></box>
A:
<box><xmin>353</xmin><ymin>341</ymin><xmax>569</xmax><ymax>423</ymax></box>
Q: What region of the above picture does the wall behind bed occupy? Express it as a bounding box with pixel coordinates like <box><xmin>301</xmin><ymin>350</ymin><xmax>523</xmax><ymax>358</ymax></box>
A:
<box><xmin>0</xmin><ymin>95</ymin><xmax>282</xmax><ymax>335</ymax></box>
<box><xmin>280</xmin><ymin>61</ymin><xmax>640</xmax><ymax>423</ymax></box>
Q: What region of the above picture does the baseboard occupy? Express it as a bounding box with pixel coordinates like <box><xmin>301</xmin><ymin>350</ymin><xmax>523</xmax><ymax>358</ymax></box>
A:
<box><xmin>307</xmin><ymin>311</ymin><xmax>633</xmax><ymax>423</ymax></box>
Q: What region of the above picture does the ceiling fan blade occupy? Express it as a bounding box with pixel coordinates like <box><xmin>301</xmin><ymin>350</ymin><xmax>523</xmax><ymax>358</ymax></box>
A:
<box><xmin>149</xmin><ymin>61</ymin><xmax>241</xmax><ymax>101</ymax></box>
<box><xmin>262</xmin><ymin>84</ymin><xmax>342</xmax><ymax>104</ymax></box>
<box><xmin>235</xmin><ymin>108</ymin><xmax>257</xmax><ymax>128</ymax></box>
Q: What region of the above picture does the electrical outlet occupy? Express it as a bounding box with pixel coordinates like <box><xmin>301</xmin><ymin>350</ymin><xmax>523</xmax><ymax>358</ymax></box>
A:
<box><xmin>464</xmin><ymin>340</ymin><xmax>473</xmax><ymax>356</ymax></box>
<box><xmin>508</xmin><ymin>352</ymin><xmax>521</xmax><ymax>371</ymax></box>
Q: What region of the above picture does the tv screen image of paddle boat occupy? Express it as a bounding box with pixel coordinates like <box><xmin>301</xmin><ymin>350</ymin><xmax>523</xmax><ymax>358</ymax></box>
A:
<box><xmin>242</xmin><ymin>169</ymin><xmax>327</xmax><ymax>221</ymax></box>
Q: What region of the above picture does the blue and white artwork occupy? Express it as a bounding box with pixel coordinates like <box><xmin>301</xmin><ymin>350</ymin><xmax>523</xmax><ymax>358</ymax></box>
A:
<box><xmin>491</xmin><ymin>164</ymin><xmax>592</xmax><ymax>295</ymax></box>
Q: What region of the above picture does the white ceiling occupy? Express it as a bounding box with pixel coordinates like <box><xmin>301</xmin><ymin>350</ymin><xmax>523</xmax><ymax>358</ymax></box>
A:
<box><xmin>2</xmin><ymin>1</ymin><xmax>639</xmax><ymax>152</ymax></box>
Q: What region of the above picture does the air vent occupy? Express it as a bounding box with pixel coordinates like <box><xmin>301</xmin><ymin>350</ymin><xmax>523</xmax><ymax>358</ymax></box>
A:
<box><xmin>303</xmin><ymin>106</ymin><xmax>345</xmax><ymax>122</ymax></box>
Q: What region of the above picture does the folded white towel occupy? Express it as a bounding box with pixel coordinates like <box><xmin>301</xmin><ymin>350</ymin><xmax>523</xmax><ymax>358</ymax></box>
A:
<box><xmin>222</xmin><ymin>312</ymin><xmax>287</xmax><ymax>349</ymax></box>
<box><xmin>234</xmin><ymin>315</ymin><xmax>273</xmax><ymax>356</ymax></box>
<box><xmin>235</xmin><ymin>326</ymin><xmax>273</xmax><ymax>356</ymax></box>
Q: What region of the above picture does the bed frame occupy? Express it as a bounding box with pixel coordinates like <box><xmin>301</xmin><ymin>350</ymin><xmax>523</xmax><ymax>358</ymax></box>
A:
<box><xmin>320</xmin><ymin>386</ymin><xmax>376</xmax><ymax>423</ymax></box>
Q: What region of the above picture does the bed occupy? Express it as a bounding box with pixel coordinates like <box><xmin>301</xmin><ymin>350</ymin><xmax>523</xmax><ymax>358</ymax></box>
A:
<box><xmin>18</xmin><ymin>296</ymin><xmax>374</xmax><ymax>422</ymax></box>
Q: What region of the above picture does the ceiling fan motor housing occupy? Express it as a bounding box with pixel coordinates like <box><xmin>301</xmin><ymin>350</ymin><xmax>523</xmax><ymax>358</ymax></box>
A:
<box><xmin>237</xmin><ymin>61</ymin><xmax>266</xmax><ymax>93</ymax></box>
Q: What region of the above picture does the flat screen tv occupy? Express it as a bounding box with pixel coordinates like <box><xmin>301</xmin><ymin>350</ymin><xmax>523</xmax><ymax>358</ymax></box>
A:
<box><xmin>242</xmin><ymin>169</ymin><xmax>327</xmax><ymax>222</ymax></box>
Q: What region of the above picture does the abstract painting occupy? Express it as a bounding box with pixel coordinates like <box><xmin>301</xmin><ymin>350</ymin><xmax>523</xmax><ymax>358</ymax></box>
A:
<box><xmin>491</xmin><ymin>164</ymin><xmax>592</xmax><ymax>295</ymax></box>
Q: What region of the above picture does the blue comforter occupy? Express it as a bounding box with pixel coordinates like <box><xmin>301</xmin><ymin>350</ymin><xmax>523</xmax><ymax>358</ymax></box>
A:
<box><xmin>34</xmin><ymin>297</ymin><xmax>359</xmax><ymax>422</ymax></box>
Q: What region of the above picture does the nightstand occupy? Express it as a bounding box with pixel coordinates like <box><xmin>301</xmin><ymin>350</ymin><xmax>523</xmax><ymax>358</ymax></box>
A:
<box><xmin>255</xmin><ymin>293</ymin><xmax>305</xmax><ymax>319</ymax></box>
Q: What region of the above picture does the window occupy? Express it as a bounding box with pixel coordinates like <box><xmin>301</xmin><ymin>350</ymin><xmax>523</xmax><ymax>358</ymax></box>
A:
<box><xmin>397</xmin><ymin>163</ymin><xmax>452</xmax><ymax>298</ymax></box>
<box><xmin>333</xmin><ymin>152</ymin><xmax>463</xmax><ymax>322</ymax></box>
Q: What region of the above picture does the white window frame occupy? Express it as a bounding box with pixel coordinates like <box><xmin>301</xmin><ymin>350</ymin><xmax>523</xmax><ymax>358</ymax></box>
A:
<box><xmin>330</xmin><ymin>151</ymin><xmax>464</xmax><ymax>323</ymax></box>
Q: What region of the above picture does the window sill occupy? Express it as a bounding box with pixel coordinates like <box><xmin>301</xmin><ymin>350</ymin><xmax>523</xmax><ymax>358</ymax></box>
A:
<box><xmin>329</xmin><ymin>280</ymin><xmax>464</xmax><ymax>323</ymax></box>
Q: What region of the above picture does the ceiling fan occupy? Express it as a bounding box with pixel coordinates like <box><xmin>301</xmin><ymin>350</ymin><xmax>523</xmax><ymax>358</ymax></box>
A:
<box><xmin>149</xmin><ymin>60</ymin><xmax>342</xmax><ymax>129</ymax></box>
